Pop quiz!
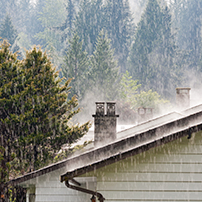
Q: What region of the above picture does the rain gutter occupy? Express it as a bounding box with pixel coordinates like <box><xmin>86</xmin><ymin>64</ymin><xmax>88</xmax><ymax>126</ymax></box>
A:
<box><xmin>65</xmin><ymin>179</ymin><xmax>105</xmax><ymax>202</ymax></box>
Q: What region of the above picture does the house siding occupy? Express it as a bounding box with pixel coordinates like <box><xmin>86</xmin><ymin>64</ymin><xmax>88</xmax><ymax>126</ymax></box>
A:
<box><xmin>20</xmin><ymin>167</ymin><xmax>95</xmax><ymax>202</ymax></box>
<box><xmin>83</xmin><ymin>132</ymin><xmax>202</xmax><ymax>201</ymax></box>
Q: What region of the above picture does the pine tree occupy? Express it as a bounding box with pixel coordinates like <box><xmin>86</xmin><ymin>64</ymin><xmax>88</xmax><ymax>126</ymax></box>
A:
<box><xmin>62</xmin><ymin>33</ymin><xmax>90</xmax><ymax>101</ymax></box>
<box><xmin>55</xmin><ymin>0</ymin><xmax>77</xmax><ymax>46</ymax></box>
<box><xmin>74</xmin><ymin>0</ymin><xmax>134</xmax><ymax>72</ymax></box>
<box><xmin>105</xmin><ymin>0</ymin><xmax>134</xmax><ymax>72</ymax></box>
<box><xmin>20</xmin><ymin>46</ymin><xmax>90</xmax><ymax>169</ymax></box>
<box><xmin>0</xmin><ymin>41</ymin><xmax>21</xmax><ymax>200</ymax></box>
<box><xmin>174</xmin><ymin>0</ymin><xmax>202</xmax><ymax>69</ymax></box>
<box><xmin>128</xmin><ymin>0</ymin><xmax>180</xmax><ymax>99</ymax></box>
<box><xmin>15</xmin><ymin>0</ymin><xmax>33</xmax><ymax>36</ymax></box>
<box><xmin>120</xmin><ymin>71</ymin><xmax>141</xmax><ymax>105</ymax></box>
<box><xmin>0</xmin><ymin>14</ymin><xmax>18</xmax><ymax>46</ymax></box>
<box><xmin>29</xmin><ymin>0</ymin><xmax>46</xmax><ymax>46</ymax></box>
<box><xmin>89</xmin><ymin>31</ymin><xmax>120</xmax><ymax>100</ymax></box>
<box><xmin>128</xmin><ymin>0</ymin><xmax>161</xmax><ymax>83</ymax></box>
<box><xmin>0</xmin><ymin>0</ymin><xmax>14</xmax><ymax>24</ymax></box>
<box><xmin>35</xmin><ymin>0</ymin><xmax>67</xmax><ymax>66</ymax></box>
<box><xmin>75</xmin><ymin>0</ymin><xmax>105</xmax><ymax>54</ymax></box>
<box><xmin>0</xmin><ymin>41</ymin><xmax>90</xmax><ymax>199</ymax></box>
<box><xmin>65</xmin><ymin>0</ymin><xmax>76</xmax><ymax>38</ymax></box>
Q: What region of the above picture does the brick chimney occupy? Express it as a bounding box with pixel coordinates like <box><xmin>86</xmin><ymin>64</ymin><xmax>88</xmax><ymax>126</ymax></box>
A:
<box><xmin>176</xmin><ymin>87</ymin><xmax>191</xmax><ymax>110</ymax></box>
<box><xmin>92</xmin><ymin>102</ymin><xmax>119</xmax><ymax>147</ymax></box>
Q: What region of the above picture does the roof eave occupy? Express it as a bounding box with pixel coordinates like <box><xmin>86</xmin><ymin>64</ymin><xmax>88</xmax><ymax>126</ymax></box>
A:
<box><xmin>60</xmin><ymin>123</ymin><xmax>201</xmax><ymax>182</ymax></box>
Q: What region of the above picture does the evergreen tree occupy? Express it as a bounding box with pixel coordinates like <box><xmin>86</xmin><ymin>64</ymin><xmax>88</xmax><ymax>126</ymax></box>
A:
<box><xmin>35</xmin><ymin>0</ymin><xmax>67</xmax><ymax>66</ymax></box>
<box><xmin>0</xmin><ymin>41</ymin><xmax>90</xmax><ymax>199</ymax></box>
<box><xmin>15</xmin><ymin>0</ymin><xmax>33</xmax><ymax>35</ymax></box>
<box><xmin>29</xmin><ymin>0</ymin><xmax>46</xmax><ymax>46</ymax></box>
<box><xmin>74</xmin><ymin>0</ymin><xmax>134</xmax><ymax>72</ymax></box>
<box><xmin>19</xmin><ymin>46</ymin><xmax>90</xmax><ymax>169</ymax></box>
<box><xmin>75</xmin><ymin>0</ymin><xmax>105</xmax><ymax>54</ymax></box>
<box><xmin>0</xmin><ymin>1</ymin><xmax>17</xmax><ymax>24</ymax></box>
<box><xmin>62</xmin><ymin>33</ymin><xmax>90</xmax><ymax>101</ymax></box>
<box><xmin>0</xmin><ymin>14</ymin><xmax>18</xmax><ymax>46</ymax></box>
<box><xmin>105</xmin><ymin>0</ymin><xmax>134</xmax><ymax>72</ymax></box>
<box><xmin>64</xmin><ymin>0</ymin><xmax>76</xmax><ymax>38</ymax></box>
<box><xmin>173</xmin><ymin>0</ymin><xmax>202</xmax><ymax>69</ymax></box>
<box><xmin>120</xmin><ymin>71</ymin><xmax>141</xmax><ymax>105</ymax></box>
<box><xmin>128</xmin><ymin>0</ymin><xmax>180</xmax><ymax>99</ymax></box>
<box><xmin>0</xmin><ymin>0</ymin><xmax>7</xmax><ymax>22</ymax></box>
<box><xmin>89</xmin><ymin>31</ymin><xmax>120</xmax><ymax>100</ymax></box>
<box><xmin>128</xmin><ymin>0</ymin><xmax>162</xmax><ymax>84</ymax></box>
<box><xmin>0</xmin><ymin>41</ymin><xmax>20</xmax><ymax>200</ymax></box>
<box><xmin>55</xmin><ymin>0</ymin><xmax>78</xmax><ymax>54</ymax></box>
<box><xmin>66</xmin><ymin>0</ymin><xmax>75</xmax><ymax>31</ymax></box>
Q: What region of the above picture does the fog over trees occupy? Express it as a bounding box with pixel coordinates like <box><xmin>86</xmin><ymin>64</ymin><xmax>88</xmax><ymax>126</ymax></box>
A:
<box><xmin>1</xmin><ymin>0</ymin><xmax>201</xmax><ymax>102</ymax></box>
<box><xmin>1</xmin><ymin>1</ymin><xmax>202</xmax><ymax>197</ymax></box>
<box><xmin>1</xmin><ymin>0</ymin><xmax>202</xmax><ymax>132</ymax></box>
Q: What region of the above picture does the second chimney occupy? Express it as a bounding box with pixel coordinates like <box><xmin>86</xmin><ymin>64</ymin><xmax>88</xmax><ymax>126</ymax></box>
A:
<box><xmin>92</xmin><ymin>102</ymin><xmax>119</xmax><ymax>147</ymax></box>
<box><xmin>176</xmin><ymin>87</ymin><xmax>191</xmax><ymax>110</ymax></box>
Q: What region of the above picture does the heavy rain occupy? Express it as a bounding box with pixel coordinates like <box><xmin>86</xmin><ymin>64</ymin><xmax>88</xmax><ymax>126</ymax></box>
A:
<box><xmin>1</xmin><ymin>0</ymin><xmax>202</xmax><ymax>201</ymax></box>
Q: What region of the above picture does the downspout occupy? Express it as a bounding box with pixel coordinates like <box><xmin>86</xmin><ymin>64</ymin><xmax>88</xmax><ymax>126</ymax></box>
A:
<box><xmin>65</xmin><ymin>179</ymin><xmax>105</xmax><ymax>202</ymax></box>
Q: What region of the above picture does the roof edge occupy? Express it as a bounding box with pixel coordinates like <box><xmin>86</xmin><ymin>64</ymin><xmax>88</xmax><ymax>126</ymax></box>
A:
<box><xmin>60</xmin><ymin>123</ymin><xmax>201</xmax><ymax>182</ymax></box>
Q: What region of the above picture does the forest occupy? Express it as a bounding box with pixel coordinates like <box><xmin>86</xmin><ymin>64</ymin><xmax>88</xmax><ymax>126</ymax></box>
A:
<box><xmin>1</xmin><ymin>0</ymin><xmax>202</xmax><ymax>117</ymax></box>
<box><xmin>1</xmin><ymin>0</ymin><xmax>202</xmax><ymax>199</ymax></box>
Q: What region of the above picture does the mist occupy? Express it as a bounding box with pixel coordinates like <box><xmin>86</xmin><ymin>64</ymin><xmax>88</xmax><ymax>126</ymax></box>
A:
<box><xmin>2</xmin><ymin>0</ymin><xmax>202</xmax><ymax>178</ymax></box>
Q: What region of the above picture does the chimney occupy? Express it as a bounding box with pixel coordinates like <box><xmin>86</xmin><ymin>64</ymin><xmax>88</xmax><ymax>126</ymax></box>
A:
<box><xmin>176</xmin><ymin>87</ymin><xmax>191</xmax><ymax>110</ymax></box>
<box><xmin>92</xmin><ymin>102</ymin><xmax>119</xmax><ymax>147</ymax></box>
<box><xmin>137</xmin><ymin>107</ymin><xmax>153</xmax><ymax>123</ymax></box>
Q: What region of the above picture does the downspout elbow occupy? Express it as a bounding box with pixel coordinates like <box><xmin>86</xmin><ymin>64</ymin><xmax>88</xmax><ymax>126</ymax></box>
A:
<box><xmin>65</xmin><ymin>179</ymin><xmax>105</xmax><ymax>202</ymax></box>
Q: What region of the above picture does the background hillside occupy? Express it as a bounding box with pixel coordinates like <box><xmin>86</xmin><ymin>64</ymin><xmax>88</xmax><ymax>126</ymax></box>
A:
<box><xmin>1</xmin><ymin>0</ymin><xmax>202</xmax><ymax>122</ymax></box>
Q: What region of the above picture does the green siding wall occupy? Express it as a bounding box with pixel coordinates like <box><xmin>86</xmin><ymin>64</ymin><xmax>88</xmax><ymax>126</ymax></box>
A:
<box><xmin>84</xmin><ymin>132</ymin><xmax>202</xmax><ymax>202</ymax></box>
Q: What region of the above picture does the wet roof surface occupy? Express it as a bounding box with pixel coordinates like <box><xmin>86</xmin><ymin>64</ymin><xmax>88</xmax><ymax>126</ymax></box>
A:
<box><xmin>9</xmin><ymin>103</ymin><xmax>202</xmax><ymax>185</ymax></box>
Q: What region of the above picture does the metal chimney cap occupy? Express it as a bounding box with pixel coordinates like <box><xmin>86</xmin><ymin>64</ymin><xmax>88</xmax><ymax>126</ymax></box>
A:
<box><xmin>176</xmin><ymin>87</ymin><xmax>191</xmax><ymax>90</ymax></box>
<box><xmin>95</xmin><ymin>101</ymin><xmax>105</xmax><ymax>104</ymax></box>
<box><xmin>176</xmin><ymin>87</ymin><xmax>191</xmax><ymax>93</ymax></box>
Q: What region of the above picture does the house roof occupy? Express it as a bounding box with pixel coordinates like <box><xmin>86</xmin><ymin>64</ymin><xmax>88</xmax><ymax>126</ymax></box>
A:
<box><xmin>9</xmin><ymin>104</ymin><xmax>202</xmax><ymax>186</ymax></box>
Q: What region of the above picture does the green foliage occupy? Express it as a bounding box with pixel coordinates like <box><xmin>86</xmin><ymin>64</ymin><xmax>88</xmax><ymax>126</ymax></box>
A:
<box><xmin>120</xmin><ymin>70</ymin><xmax>168</xmax><ymax>112</ymax></box>
<box><xmin>74</xmin><ymin>0</ymin><xmax>134</xmax><ymax>72</ymax></box>
<box><xmin>134</xmin><ymin>89</ymin><xmax>168</xmax><ymax>109</ymax></box>
<box><xmin>38</xmin><ymin>0</ymin><xmax>66</xmax><ymax>28</ymax></box>
<box><xmin>89</xmin><ymin>30</ymin><xmax>120</xmax><ymax>100</ymax></box>
<box><xmin>75</xmin><ymin>0</ymin><xmax>104</xmax><ymax>54</ymax></box>
<box><xmin>105</xmin><ymin>0</ymin><xmax>134</xmax><ymax>72</ymax></box>
<box><xmin>62</xmin><ymin>33</ymin><xmax>90</xmax><ymax>101</ymax></box>
<box><xmin>60</xmin><ymin>0</ymin><xmax>77</xmax><ymax>40</ymax></box>
<box><xmin>29</xmin><ymin>0</ymin><xmax>46</xmax><ymax>46</ymax></box>
<box><xmin>128</xmin><ymin>0</ymin><xmax>181</xmax><ymax>99</ymax></box>
<box><xmin>35</xmin><ymin>0</ymin><xmax>67</xmax><ymax>65</ymax></box>
<box><xmin>0</xmin><ymin>41</ymin><xmax>90</xmax><ymax>192</ymax></box>
<box><xmin>120</xmin><ymin>70</ymin><xmax>141</xmax><ymax>103</ymax></box>
<box><xmin>173</xmin><ymin>0</ymin><xmax>202</xmax><ymax>69</ymax></box>
<box><xmin>0</xmin><ymin>14</ymin><xmax>18</xmax><ymax>46</ymax></box>
<box><xmin>0</xmin><ymin>40</ymin><xmax>20</xmax><ymax>199</ymax></box>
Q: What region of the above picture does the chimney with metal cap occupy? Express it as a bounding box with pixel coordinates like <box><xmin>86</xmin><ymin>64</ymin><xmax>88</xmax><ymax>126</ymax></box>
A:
<box><xmin>176</xmin><ymin>87</ymin><xmax>191</xmax><ymax>110</ymax></box>
<box><xmin>92</xmin><ymin>102</ymin><xmax>119</xmax><ymax>147</ymax></box>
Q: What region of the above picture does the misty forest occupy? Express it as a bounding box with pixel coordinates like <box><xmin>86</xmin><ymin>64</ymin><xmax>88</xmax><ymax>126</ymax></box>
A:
<box><xmin>1</xmin><ymin>0</ymin><xmax>202</xmax><ymax>200</ymax></box>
